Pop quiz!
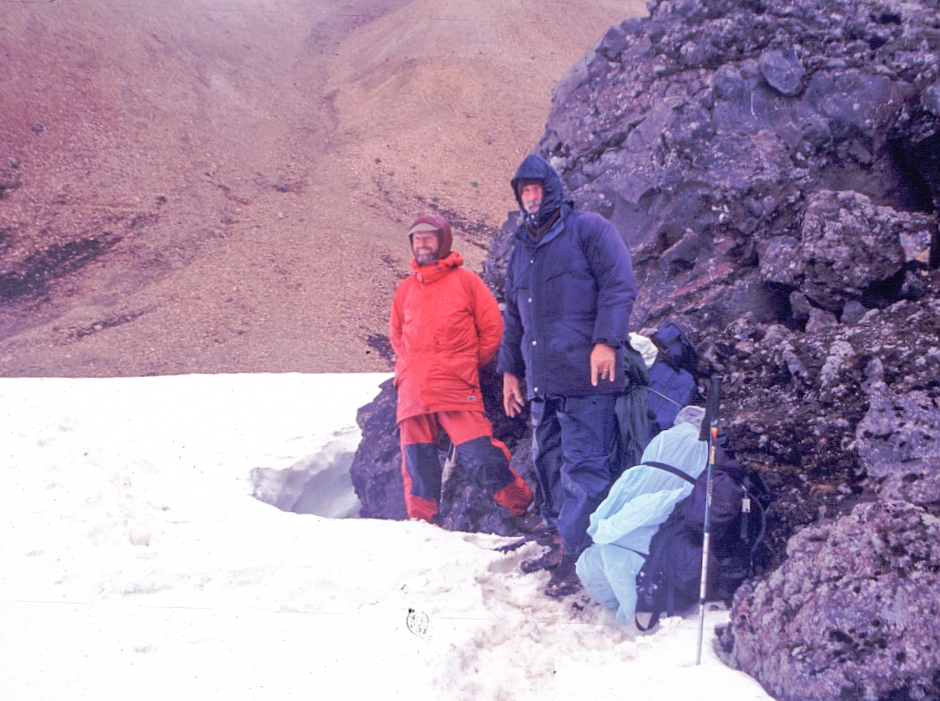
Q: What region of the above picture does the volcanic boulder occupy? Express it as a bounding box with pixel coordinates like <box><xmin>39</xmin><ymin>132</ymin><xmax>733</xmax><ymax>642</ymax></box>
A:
<box><xmin>717</xmin><ymin>500</ymin><xmax>940</xmax><ymax>701</ymax></box>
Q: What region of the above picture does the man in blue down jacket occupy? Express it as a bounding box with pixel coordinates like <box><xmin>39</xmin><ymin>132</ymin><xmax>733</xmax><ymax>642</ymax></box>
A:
<box><xmin>498</xmin><ymin>153</ymin><xmax>637</xmax><ymax>598</ymax></box>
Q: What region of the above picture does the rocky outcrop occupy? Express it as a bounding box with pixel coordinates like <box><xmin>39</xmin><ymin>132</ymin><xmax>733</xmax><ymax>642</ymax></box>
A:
<box><xmin>855</xmin><ymin>380</ymin><xmax>940</xmax><ymax>506</ymax></box>
<box><xmin>759</xmin><ymin>190</ymin><xmax>933</xmax><ymax>314</ymax></box>
<box><xmin>478</xmin><ymin>0</ymin><xmax>940</xmax><ymax>551</ymax></box>
<box><xmin>349</xmin><ymin>377</ymin><xmax>407</xmax><ymax>520</ymax></box>
<box><xmin>717</xmin><ymin>500</ymin><xmax>940</xmax><ymax>701</ymax></box>
<box><xmin>353</xmin><ymin>4</ymin><xmax>940</xmax><ymax>688</ymax></box>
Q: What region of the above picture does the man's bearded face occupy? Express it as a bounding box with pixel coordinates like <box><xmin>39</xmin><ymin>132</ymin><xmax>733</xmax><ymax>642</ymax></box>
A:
<box><xmin>520</xmin><ymin>183</ymin><xmax>543</xmax><ymax>213</ymax></box>
<box><xmin>412</xmin><ymin>231</ymin><xmax>440</xmax><ymax>265</ymax></box>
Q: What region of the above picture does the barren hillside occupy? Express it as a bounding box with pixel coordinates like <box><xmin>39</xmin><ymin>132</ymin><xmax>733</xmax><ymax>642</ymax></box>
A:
<box><xmin>0</xmin><ymin>0</ymin><xmax>644</xmax><ymax>376</ymax></box>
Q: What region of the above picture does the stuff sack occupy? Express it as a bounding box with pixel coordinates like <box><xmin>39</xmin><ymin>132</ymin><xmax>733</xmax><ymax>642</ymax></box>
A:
<box><xmin>646</xmin><ymin>363</ymin><xmax>697</xmax><ymax>440</ymax></box>
<box><xmin>651</xmin><ymin>322</ymin><xmax>699</xmax><ymax>371</ymax></box>
<box><xmin>634</xmin><ymin>446</ymin><xmax>770</xmax><ymax>630</ymax></box>
<box><xmin>646</xmin><ymin>323</ymin><xmax>700</xmax><ymax>442</ymax></box>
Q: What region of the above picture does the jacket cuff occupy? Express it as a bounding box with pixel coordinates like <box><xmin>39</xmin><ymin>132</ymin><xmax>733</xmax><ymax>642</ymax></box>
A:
<box><xmin>497</xmin><ymin>359</ymin><xmax>526</xmax><ymax>378</ymax></box>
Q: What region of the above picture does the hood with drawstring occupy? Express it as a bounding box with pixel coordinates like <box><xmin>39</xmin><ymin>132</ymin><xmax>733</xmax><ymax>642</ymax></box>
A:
<box><xmin>407</xmin><ymin>214</ymin><xmax>453</xmax><ymax>260</ymax></box>
<box><xmin>510</xmin><ymin>154</ymin><xmax>569</xmax><ymax>237</ymax></box>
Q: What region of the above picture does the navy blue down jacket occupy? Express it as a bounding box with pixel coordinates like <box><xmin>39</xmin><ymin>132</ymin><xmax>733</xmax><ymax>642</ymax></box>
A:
<box><xmin>498</xmin><ymin>155</ymin><xmax>637</xmax><ymax>399</ymax></box>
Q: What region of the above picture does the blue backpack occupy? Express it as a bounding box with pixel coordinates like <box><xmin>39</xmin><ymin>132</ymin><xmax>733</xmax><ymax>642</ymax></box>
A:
<box><xmin>646</xmin><ymin>323</ymin><xmax>699</xmax><ymax>442</ymax></box>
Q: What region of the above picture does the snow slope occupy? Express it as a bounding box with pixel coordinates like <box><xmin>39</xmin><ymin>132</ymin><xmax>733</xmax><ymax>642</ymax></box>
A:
<box><xmin>0</xmin><ymin>374</ymin><xmax>772</xmax><ymax>700</ymax></box>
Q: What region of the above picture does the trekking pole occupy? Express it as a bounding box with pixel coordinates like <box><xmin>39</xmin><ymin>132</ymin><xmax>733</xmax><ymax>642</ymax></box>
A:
<box><xmin>695</xmin><ymin>375</ymin><xmax>722</xmax><ymax>666</ymax></box>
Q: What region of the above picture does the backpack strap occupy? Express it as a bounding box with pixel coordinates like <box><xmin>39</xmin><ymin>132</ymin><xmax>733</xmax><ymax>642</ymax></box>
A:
<box><xmin>634</xmin><ymin>527</ymin><xmax>677</xmax><ymax>633</ymax></box>
<box><xmin>646</xmin><ymin>386</ymin><xmax>687</xmax><ymax>409</ymax></box>
<box><xmin>741</xmin><ymin>484</ymin><xmax>768</xmax><ymax>558</ymax></box>
<box><xmin>640</xmin><ymin>461</ymin><xmax>697</xmax><ymax>486</ymax></box>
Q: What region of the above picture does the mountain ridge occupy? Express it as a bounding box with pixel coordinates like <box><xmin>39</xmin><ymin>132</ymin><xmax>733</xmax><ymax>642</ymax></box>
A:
<box><xmin>0</xmin><ymin>0</ymin><xmax>644</xmax><ymax>376</ymax></box>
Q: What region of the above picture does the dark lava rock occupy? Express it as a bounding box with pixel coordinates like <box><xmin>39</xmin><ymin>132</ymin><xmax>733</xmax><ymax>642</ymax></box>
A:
<box><xmin>759</xmin><ymin>46</ymin><xmax>806</xmax><ymax>97</ymax></box>
<box><xmin>490</xmin><ymin>0</ymin><xmax>940</xmax><ymax>558</ymax></box>
<box><xmin>856</xmin><ymin>378</ymin><xmax>940</xmax><ymax>506</ymax></box>
<box><xmin>717</xmin><ymin>500</ymin><xmax>940</xmax><ymax>701</ymax></box>
<box><xmin>759</xmin><ymin>190</ymin><xmax>934</xmax><ymax>313</ymax></box>
<box><xmin>349</xmin><ymin>377</ymin><xmax>406</xmax><ymax>521</ymax></box>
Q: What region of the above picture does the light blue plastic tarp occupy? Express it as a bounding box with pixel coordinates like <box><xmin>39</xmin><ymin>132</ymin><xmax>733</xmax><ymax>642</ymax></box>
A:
<box><xmin>575</xmin><ymin>418</ymin><xmax>709</xmax><ymax>621</ymax></box>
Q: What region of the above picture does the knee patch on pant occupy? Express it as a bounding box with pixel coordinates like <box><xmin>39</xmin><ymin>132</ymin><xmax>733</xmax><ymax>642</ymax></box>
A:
<box><xmin>402</xmin><ymin>442</ymin><xmax>442</xmax><ymax>500</ymax></box>
<box><xmin>456</xmin><ymin>436</ymin><xmax>514</xmax><ymax>492</ymax></box>
<box><xmin>457</xmin><ymin>436</ymin><xmax>533</xmax><ymax>516</ymax></box>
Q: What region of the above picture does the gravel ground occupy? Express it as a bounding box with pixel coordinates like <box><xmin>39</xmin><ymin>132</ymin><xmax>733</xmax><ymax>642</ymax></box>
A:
<box><xmin>0</xmin><ymin>0</ymin><xmax>644</xmax><ymax>377</ymax></box>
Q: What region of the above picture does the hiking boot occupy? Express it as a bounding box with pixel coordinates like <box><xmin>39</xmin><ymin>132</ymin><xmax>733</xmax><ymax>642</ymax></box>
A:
<box><xmin>544</xmin><ymin>553</ymin><xmax>582</xmax><ymax>599</ymax></box>
<box><xmin>520</xmin><ymin>542</ymin><xmax>562</xmax><ymax>574</ymax></box>
<box><xmin>511</xmin><ymin>509</ymin><xmax>547</xmax><ymax>536</ymax></box>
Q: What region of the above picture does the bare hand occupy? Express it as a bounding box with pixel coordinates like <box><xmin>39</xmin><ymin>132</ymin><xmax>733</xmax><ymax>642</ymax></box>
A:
<box><xmin>590</xmin><ymin>343</ymin><xmax>617</xmax><ymax>386</ymax></box>
<box><xmin>503</xmin><ymin>373</ymin><xmax>526</xmax><ymax>418</ymax></box>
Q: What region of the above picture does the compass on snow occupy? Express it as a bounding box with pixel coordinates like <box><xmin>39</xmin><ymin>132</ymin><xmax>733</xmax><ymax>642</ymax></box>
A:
<box><xmin>406</xmin><ymin>608</ymin><xmax>430</xmax><ymax>637</ymax></box>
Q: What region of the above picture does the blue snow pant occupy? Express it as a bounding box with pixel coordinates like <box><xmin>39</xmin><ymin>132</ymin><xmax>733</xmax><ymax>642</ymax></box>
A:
<box><xmin>530</xmin><ymin>394</ymin><xmax>619</xmax><ymax>556</ymax></box>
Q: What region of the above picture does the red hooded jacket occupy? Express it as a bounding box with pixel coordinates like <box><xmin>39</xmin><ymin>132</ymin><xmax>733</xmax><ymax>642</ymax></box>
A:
<box><xmin>389</xmin><ymin>251</ymin><xmax>503</xmax><ymax>423</ymax></box>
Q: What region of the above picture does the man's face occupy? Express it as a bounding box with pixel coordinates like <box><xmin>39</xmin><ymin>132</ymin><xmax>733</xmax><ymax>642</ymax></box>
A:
<box><xmin>412</xmin><ymin>231</ymin><xmax>440</xmax><ymax>265</ymax></box>
<box><xmin>520</xmin><ymin>183</ymin><xmax>543</xmax><ymax>213</ymax></box>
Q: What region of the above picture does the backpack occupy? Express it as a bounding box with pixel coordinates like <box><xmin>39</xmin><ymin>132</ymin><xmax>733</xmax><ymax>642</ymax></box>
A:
<box><xmin>646</xmin><ymin>323</ymin><xmax>700</xmax><ymax>442</ymax></box>
<box><xmin>651</xmin><ymin>322</ymin><xmax>699</xmax><ymax>371</ymax></box>
<box><xmin>646</xmin><ymin>363</ymin><xmax>698</xmax><ymax>440</ymax></box>
<box><xmin>633</xmin><ymin>443</ymin><xmax>770</xmax><ymax>631</ymax></box>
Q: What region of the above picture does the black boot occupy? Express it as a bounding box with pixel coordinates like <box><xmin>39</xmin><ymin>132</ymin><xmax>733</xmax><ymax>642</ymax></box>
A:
<box><xmin>520</xmin><ymin>542</ymin><xmax>562</xmax><ymax>573</ymax></box>
<box><xmin>544</xmin><ymin>553</ymin><xmax>582</xmax><ymax>598</ymax></box>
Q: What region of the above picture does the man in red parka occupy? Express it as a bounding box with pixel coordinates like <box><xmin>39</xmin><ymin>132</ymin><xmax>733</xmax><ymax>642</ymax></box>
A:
<box><xmin>389</xmin><ymin>214</ymin><xmax>533</xmax><ymax>524</ymax></box>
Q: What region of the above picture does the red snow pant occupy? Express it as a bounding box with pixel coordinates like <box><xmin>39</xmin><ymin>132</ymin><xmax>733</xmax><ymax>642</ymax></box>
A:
<box><xmin>399</xmin><ymin>410</ymin><xmax>533</xmax><ymax>523</ymax></box>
